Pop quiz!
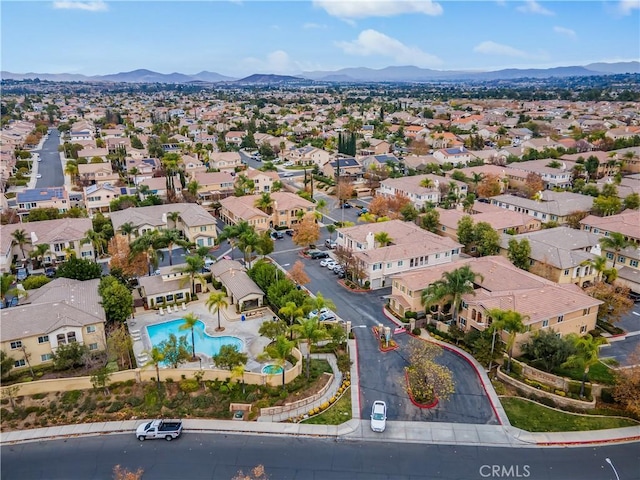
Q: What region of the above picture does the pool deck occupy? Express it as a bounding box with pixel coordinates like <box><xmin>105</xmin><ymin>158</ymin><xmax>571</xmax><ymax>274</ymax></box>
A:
<box><xmin>126</xmin><ymin>293</ymin><xmax>275</xmax><ymax>372</ymax></box>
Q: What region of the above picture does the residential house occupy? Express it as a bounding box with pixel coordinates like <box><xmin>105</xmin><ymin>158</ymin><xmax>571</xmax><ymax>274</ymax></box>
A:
<box><xmin>605</xmin><ymin>126</ymin><xmax>640</xmax><ymax>141</ymax></box>
<box><xmin>322</xmin><ymin>157</ymin><xmax>362</xmax><ymax>179</ymax></box>
<box><xmin>506</xmin><ymin>159</ymin><xmax>575</xmax><ymax>190</ymax></box>
<box><xmin>433</xmin><ymin>146</ymin><xmax>476</xmax><ymax>167</ymax></box>
<box><xmin>225</xmin><ymin>131</ymin><xmax>246</xmax><ymax>146</ymax></box>
<box><xmin>0</xmin><ymin>278</ymin><xmax>107</xmax><ymax>370</ymax></box>
<box><xmin>561</xmin><ymin>151</ymin><xmax>619</xmax><ymax>178</ymax></box>
<box><xmin>0</xmin><ymin>218</ymin><xmax>95</xmax><ymax>273</ymax></box>
<box><xmin>377</xmin><ymin>175</ymin><xmax>462</xmax><ymax>209</ymax></box>
<box><xmin>244</xmin><ymin>169</ymin><xmax>280</xmax><ymax>193</ymax></box>
<box><xmin>110</xmin><ymin>203</ymin><xmax>218</xmax><ymax>249</ymax></box>
<box><xmin>83</xmin><ymin>183</ymin><xmax>124</xmax><ymax>216</ymax></box>
<box><xmin>183</xmin><ymin>155</ymin><xmax>207</xmax><ymax>178</ymax></box>
<box><xmin>77</xmin><ymin>147</ymin><xmax>109</xmax><ymax>161</ymax></box>
<box><xmin>191</xmin><ymin>171</ymin><xmax>235</xmax><ymax>203</ymax></box>
<box><xmin>208</xmin><ymin>259</ymin><xmax>264</xmax><ymax>312</ymax></box>
<box><xmin>208</xmin><ymin>152</ymin><xmax>242</xmax><ymax>173</ymax></box>
<box><xmin>388</xmin><ymin>256</ymin><xmax>602</xmax><ymax>353</ymax></box>
<box><xmin>286</xmin><ymin>146</ymin><xmax>332</xmax><ymax>167</ymax></box>
<box><xmin>77</xmin><ymin>162</ymin><xmax>119</xmax><ymax>186</ymax></box>
<box><xmin>105</xmin><ymin>136</ymin><xmax>131</xmax><ymax>154</ymax></box>
<box><xmin>359</xmin><ymin>139</ymin><xmax>391</xmax><ymax>156</ymax></box>
<box><xmin>218</xmin><ymin>192</ymin><xmax>315</xmax><ymax>232</ymax></box>
<box><xmin>359</xmin><ymin>153</ymin><xmax>401</xmax><ymax>172</ymax></box>
<box><xmin>522</xmin><ymin>137</ymin><xmax>565</xmax><ymax>152</ymax></box>
<box><xmin>16</xmin><ymin>187</ymin><xmax>70</xmax><ymax>220</ymax></box>
<box><xmin>498</xmin><ymin>227</ymin><xmax>602</xmax><ymax>287</ymax></box>
<box><xmin>580</xmin><ymin>210</ymin><xmax>640</xmax><ymax>293</ymax></box>
<box><xmin>336</xmin><ymin>220</ymin><xmax>463</xmax><ymax>289</ymax></box>
<box><xmin>138</xmin><ymin>264</ymin><xmax>206</xmax><ymax>309</ymax></box>
<box><xmin>137</xmin><ymin>175</ymin><xmax>180</xmax><ymax>201</ymax></box>
<box><xmin>490</xmin><ymin>191</ymin><xmax>594</xmax><ymax>225</ymax></box>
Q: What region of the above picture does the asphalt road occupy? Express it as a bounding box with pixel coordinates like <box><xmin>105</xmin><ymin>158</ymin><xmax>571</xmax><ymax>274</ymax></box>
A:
<box><xmin>270</xmin><ymin>234</ymin><xmax>497</xmax><ymax>425</ymax></box>
<box><xmin>2</xmin><ymin>434</ymin><xmax>638</xmax><ymax>480</ymax></box>
<box><xmin>599</xmin><ymin>302</ymin><xmax>640</xmax><ymax>367</ymax></box>
<box><xmin>34</xmin><ymin>129</ymin><xmax>64</xmax><ymax>188</ymax></box>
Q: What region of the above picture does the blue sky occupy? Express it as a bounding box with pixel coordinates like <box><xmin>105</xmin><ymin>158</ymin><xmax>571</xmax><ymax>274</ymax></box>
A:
<box><xmin>2</xmin><ymin>1</ymin><xmax>639</xmax><ymax>77</ymax></box>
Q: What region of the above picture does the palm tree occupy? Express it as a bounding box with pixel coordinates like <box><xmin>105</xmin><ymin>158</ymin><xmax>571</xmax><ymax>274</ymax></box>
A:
<box><xmin>374</xmin><ymin>231</ymin><xmax>392</xmax><ymax>247</ymax></box>
<box><xmin>219</xmin><ymin>221</ymin><xmax>253</xmax><ymax>260</ymax></box>
<box><xmin>1</xmin><ymin>273</ymin><xmax>17</xmax><ymax>306</ymax></box>
<box><xmin>292</xmin><ymin>317</ymin><xmax>327</xmax><ymax>379</ymax></box>
<box><xmin>419</xmin><ymin>177</ymin><xmax>435</xmax><ymax>189</ymax></box>
<box><xmin>179</xmin><ymin>312</ymin><xmax>200</xmax><ymax>361</ymax></box>
<box><xmin>326</xmin><ymin>224</ymin><xmax>337</xmax><ymax>241</ymax></box>
<box><xmin>130</xmin><ymin>230</ymin><xmax>164</xmax><ymax>275</ymax></box>
<box><xmin>175</xmin><ymin>255</ymin><xmax>205</xmax><ymax>296</ymax></box>
<box><xmin>64</xmin><ymin>160</ymin><xmax>79</xmax><ymax>185</ymax></box>
<box><xmin>144</xmin><ymin>346</ymin><xmax>165</xmax><ymax>385</ymax></box>
<box><xmin>206</xmin><ymin>291</ymin><xmax>229</xmax><ymax>332</ymax></box>
<box><xmin>279</xmin><ymin>301</ymin><xmax>305</xmax><ymax>339</ymax></box>
<box><xmin>305</xmin><ymin>292</ymin><xmax>337</xmax><ymax>324</ymax></box>
<box><xmin>599</xmin><ymin>232</ymin><xmax>632</xmax><ymax>269</ymax></box>
<box><xmin>82</xmin><ymin>229</ymin><xmax>107</xmax><ymax>258</ymax></box>
<box><xmin>157</xmin><ymin>228</ymin><xmax>186</xmax><ymax>266</ymax></box>
<box><xmin>236</xmin><ymin>230</ymin><xmax>259</xmax><ymax>267</ymax></box>
<box><xmin>187</xmin><ymin>180</ymin><xmax>200</xmax><ymax>199</ymax></box>
<box><xmin>488</xmin><ymin>309</ymin><xmax>527</xmax><ymax>373</ymax></box>
<box><xmin>262</xmin><ymin>335</ymin><xmax>294</xmax><ymax>388</ymax></box>
<box><xmin>11</xmin><ymin>229</ymin><xmax>29</xmax><ymax>261</ymax></box>
<box><xmin>254</xmin><ymin>192</ymin><xmax>274</xmax><ymax>214</ymax></box>
<box><xmin>470</xmin><ymin>172</ymin><xmax>484</xmax><ymax>193</ymax></box>
<box><xmin>581</xmin><ymin>255</ymin><xmax>610</xmax><ymax>283</ymax></box>
<box><xmin>120</xmin><ymin>222</ymin><xmax>136</xmax><ymax>243</ymax></box>
<box><xmin>563</xmin><ymin>333</ymin><xmax>607</xmax><ymax>398</ymax></box>
<box><xmin>231</xmin><ymin>364</ymin><xmax>247</xmax><ymax>394</ymax></box>
<box><xmin>166</xmin><ymin>211</ymin><xmax>181</xmax><ymax>230</ymax></box>
<box><xmin>30</xmin><ymin>243</ymin><xmax>52</xmax><ymax>268</ymax></box>
<box><xmin>421</xmin><ymin>265</ymin><xmax>483</xmax><ymax>324</ymax></box>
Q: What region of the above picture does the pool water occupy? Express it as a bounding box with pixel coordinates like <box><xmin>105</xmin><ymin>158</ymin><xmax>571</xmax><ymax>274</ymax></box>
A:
<box><xmin>146</xmin><ymin>318</ymin><xmax>243</xmax><ymax>358</ymax></box>
<box><xmin>262</xmin><ymin>364</ymin><xmax>284</xmax><ymax>374</ymax></box>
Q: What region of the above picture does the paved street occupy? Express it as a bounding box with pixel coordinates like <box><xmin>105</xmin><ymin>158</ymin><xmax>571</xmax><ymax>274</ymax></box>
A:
<box><xmin>2</xmin><ymin>433</ymin><xmax>639</xmax><ymax>480</ymax></box>
<box><xmin>600</xmin><ymin>301</ymin><xmax>640</xmax><ymax>367</ymax></box>
<box><xmin>33</xmin><ymin>129</ymin><xmax>64</xmax><ymax>188</ymax></box>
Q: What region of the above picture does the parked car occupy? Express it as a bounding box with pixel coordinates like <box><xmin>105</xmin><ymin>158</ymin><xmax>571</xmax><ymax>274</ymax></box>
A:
<box><xmin>319</xmin><ymin>258</ymin><xmax>334</xmax><ymax>267</ymax></box>
<box><xmin>336</xmin><ymin>270</ymin><xmax>346</xmax><ymax>279</ymax></box>
<box><xmin>270</xmin><ymin>230</ymin><xmax>284</xmax><ymax>239</ymax></box>
<box><xmin>342</xmin><ymin>202</ymin><xmax>352</xmax><ymax>208</ymax></box>
<box><xmin>36</xmin><ymin>174</ymin><xmax>42</xmax><ymax>179</ymax></box>
<box><xmin>44</xmin><ymin>267</ymin><xmax>56</xmax><ymax>278</ymax></box>
<box><xmin>357</xmin><ymin>208</ymin><xmax>369</xmax><ymax>216</ymax></box>
<box><xmin>285</xmin><ymin>229</ymin><xmax>294</xmax><ymax>236</ymax></box>
<box><xmin>370</xmin><ymin>401</ymin><xmax>387</xmax><ymax>432</ymax></box>
<box><xmin>282</xmin><ymin>172</ymin><xmax>294</xmax><ymax>177</ymax></box>
<box><xmin>308</xmin><ymin>250</ymin><xmax>329</xmax><ymax>259</ymax></box>
<box><xmin>325</xmin><ymin>239</ymin><xmax>337</xmax><ymax>249</ymax></box>
<box><xmin>136</xmin><ymin>419</ymin><xmax>183</xmax><ymax>441</ymax></box>
<box><xmin>629</xmin><ymin>291</ymin><xmax>640</xmax><ymax>302</ymax></box>
<box><xmin>309</xmin><ymin>308</ymin><xmax>336</xmax><ymax>321</ymax></box>
<box><xmin>16</xmin><ymin>268</ymin><xmax>28</xmax><ymax>282</ymax></box>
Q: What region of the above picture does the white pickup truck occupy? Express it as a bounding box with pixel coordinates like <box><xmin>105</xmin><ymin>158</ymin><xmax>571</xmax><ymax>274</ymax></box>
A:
<box><xmin>136</xmin><ymin>419</ymin><xmax>183</xmax><ymax>441</ymax></box>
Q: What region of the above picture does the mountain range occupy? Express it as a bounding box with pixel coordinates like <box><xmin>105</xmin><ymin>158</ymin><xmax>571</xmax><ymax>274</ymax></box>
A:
<box><xmin>1</xmin><ymin>62</ymin><xmax>638</xmax><ymax>84</ymax></box>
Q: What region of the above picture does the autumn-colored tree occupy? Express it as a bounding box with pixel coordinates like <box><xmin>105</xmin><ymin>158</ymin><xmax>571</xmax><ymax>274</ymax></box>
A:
<box><xmin>565</xmin><ymin>210</ymin><xmax>589</xmax><ymax>229</ymax></box>
<box><xmin>288</xmin><ymin>260</ymin><xmax>310</xmax><ymax>285</ymax></box>
<box><xmin>368</xmin><ymin>196</ymin><xmax>390</xmax><ymax>217</ymax></box>
<box><xmin>336</xmin><ymin>179</ymin><xmax>355</xmax><ymax>202</ymax></box>
<box><xmin>585</xmin><ymin>283</ymin><xmax>633</xmax><ymax>323</ymax></box>
<box><xmin>522</xmin><ymin>172</ymin><xmax>544</xmax><ymax>199</ymax></box>
<box><xmin>386</xmin><ymin>193</ymin><xmax>411</xmax><ymax>219</ymax></box>
<box><xmin>292</xmin><ymin>214</ymin><xmax>320</xmax><ymax>248</ymax></box>
<box><xmin>113</xmin><ymin>465</ymin><xmax>144</xmax><ymax>480</ymax></box>
<box><xmin>613</xmin><ymin>345</ymin><xmax>640</xmax><ymax>416</ymax></box>
<box><xmin>405</xmin><ymin>338</ymin><xmax>455</xmax><ymax>404</ymax></box>
<box><xmin>106</xmin><ymin>324</ymin><xmax>133</xmax><ymax>370</ymax></box>
<box><xmin>108</xmin><ymin>235</ymin><xmax>147</xmax><ymax>278</ymax></box>
<box><xmin>476</xmin><ymin>173</ymin><xmax>502</xmax><ymax>198</ymax></box>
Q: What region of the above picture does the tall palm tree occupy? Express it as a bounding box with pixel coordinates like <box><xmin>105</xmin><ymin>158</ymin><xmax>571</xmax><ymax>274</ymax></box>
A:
<box><xmin>599</xmin><ymin>232</ymin><xmax>632</xmax><ymax>269</ymax></box>
<box><xmin>219</xmin><ymin>221</ymin><xmax>253</xmax><ymax>260</ymax></box>
<box><xmin>305</xmin><ymin>292</ymin><xmax>337</xmax><ymax>324</ymax></box>
<box><xmin>419</xmin><ymin>177</ymin><xmax>435</xmax><ymax>189</ymax></box>
<box><xmin>144</xmin><ymin>346</ymin><xmax>165</xmax><ymax>385</ymax></box>
<box><xmin>166</xmin><ymin>211</ymin><xmax>181</xmax><ymax>230</ymax></box>
<box><xmin>470</xmin><ymin>172</ymin><xmax>484</xmax><ymax>193</ymax></box>
<box><xmin>254</xmin><ymin>192</ymin><xmax>274</xmax><ymax>215</ymax></box>
<box><xmin>262</xmin><ymin>335</ymin><xmax>294</xmax><ymax>388</ymax></box>
<box><xmin>30</xmin><ymin>243</ymin><xmax>52</xmax><ymax>268</ymax></box>
<box><xmin>64</xmin><ymin>160</ymin><xmax>79</xmax><ymax>185</ymax></box>
<box><xmin>563</xmin><ymin>333</ymin><xmax>607</xmax><ymax>398</ymax></box>
<box><xmin>374</xmin><ymin>231</ymin><xmax>392</xmax><ymax>247</ymax></box>
<box><xmin>206</xmin><ymin>291</ymin><xmax>229</xmax><ymax>332</ymax></box>
<box><xmin>179</xmin><ymin>312</ymin><xmax>200</xmax><ymax>361</ymax></box>
<box><xmin>292</xmin><ymin>317</ymin><xmax>327</xmax><ymax>379</ymax></box>
<box><xmin>326</xmin><ymin>224</ymin><xmax>337</xmax><ymax>241</ymax></box>
<box><xmin>157</xmin><ymin>228</ymin><xmax>186</xmax><ymax>266</ymax></box>
<box><xmin>11</xmin><ymin>229</ymin><xmax>29</xmax><ymax>261</ymax></box>
<box><xmin>488</xmin><ymin>309</ymin><xmax>527</xmax><ymax>373</ymax></box>
<box><xmin>1</xmin><ymin>273</ymin><xmax>17</xmax><ymax>306</ymax></box>
<box><xmin>130</xmin><ymin>230</ymin><xmax>164</xmax><ymax>275</ymax></box>
<box><xmin>82</xmin><ymin>229</ymin><xmax>107</xmax><ymax>258</ymax></box>
<box><xmin>175</xmin><ymin>255</ymin><xmax>205</xmax><ymax>296</ymax></box>
<box><xmin>279</xmin><ymin>301</ymin><xmax>304</xmax><ymax>339</ymax></box>
<box><xmin>421</xmin><ymin>265</ymin><xmax>483</xmax><ymax>324</ymax></box>
<box><xmin>120</xmin><ymin>222</ymin><xmax>136</xmax><ymax>243</ymax></box>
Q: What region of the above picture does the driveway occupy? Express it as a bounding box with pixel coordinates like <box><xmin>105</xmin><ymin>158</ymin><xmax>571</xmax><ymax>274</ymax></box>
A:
<box><xmin>270</xmin><ymin>245</ymin><xmax>499</xmax><ymax>425</ymax></box>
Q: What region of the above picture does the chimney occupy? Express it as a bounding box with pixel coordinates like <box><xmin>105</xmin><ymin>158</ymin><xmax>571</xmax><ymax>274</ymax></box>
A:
<box><xmin>366</xmin><ymin>232</ymin><xmax>375</xmax><ymax>250</ymax></box>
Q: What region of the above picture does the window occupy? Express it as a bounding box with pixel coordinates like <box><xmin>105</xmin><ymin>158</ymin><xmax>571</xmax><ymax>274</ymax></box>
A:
<box><xmin>564</xmin><ymin>269</ymin><xmax>570</xmax><ymax>276</ymax></box>
<box><xmin>38</xmin><ymin>335</ymin><xmax>49</xmax><ymax>344</ymax></box>
<box><xmin>67</xmin><ymin>332</ymin><xmax>77</xmax><ymax>343</ymax></box>
<box><xmin>57</xmin><ymin>333</ymin><xmax>66</xmax><ymax>344</ymax></box>
<box><xmin>557</xmin><ymin>315</ymin><xmax>564</xmax><ymax>323</ymax></box>
<box><xmin>542</xmin><ymin>319</ymin><xmax>549</xmax><ymax>328</ymax></box>
<box><xmin>618</xmin><ymin>255</ymin><xmax>625</xmax><ymax>264</ymax></box>
<box><xmin>41</xmin><ymin>353</ymin><xmax>53</xmax><ymax>362</ymax></box>
<box><xmin>631</xmin><ymin>260</ymin><xmax>639</xmax><ymax>268</ymax></box>
<box><xmin>14</xmin><ymin>359</ymin><xmax>26</xmax><ymax>367</ymax></box>
<box><xmin>461</xmin><ymin>301</ymin><xmax>468</xmax><ymax>309</ymax></box>
<box><xmin>166</xmin><ymin>294</ymin><xmax>174</xmax><ymax>302</ymax></box>
<box><xmin>200</xmin><ymin>226</ymin><xmax>206</xmax><ymax>232</ymax></box>
<box><xmin>583</xmin><ymin>308</ymin><xmax>590</xmax><ymax>315</ymax></box>
<box><xmin>459</xmin><ymin>318</ymin><xmax>466</xmax><ymax>327</ymax></box>
<box><xmin>606</xmin><ymin>252</ymin><xmax>614</xmax><ymax>260</ymax></box>
<box><xmin>387</xmin><ymin>263</ymin><xmax>392</xmax><ymax>268</ymax></box>
<box><xmin>10</xmin><ymin>341</ymin><xmax>22</xmax><ymax>350</ymax></box>
<box><xmin>580</xmin><ymin>325</ymin><xmax>587</xmax><ymax>334</ymax></box>
<box><xmin>86</xmin><ymin>326</ymin><xmax>96</xmax><ymax>333</ymax></box>
<box><xmin>89</xmin><ymin>343</ymin><xmax>98</xmax><ymax>351</ymax></box>
<box><xmin>176</xmin><ymin>292</ymin><xmax>184</xmax><ymax>300</ymax></box>
<box><xmin>397</xmin><ymin>260</ymin><xmax>403</xmax><ymax>267</ymax></box>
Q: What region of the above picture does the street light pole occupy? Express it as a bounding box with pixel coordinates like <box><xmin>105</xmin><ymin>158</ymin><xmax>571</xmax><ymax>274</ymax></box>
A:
<box><xmin>488</xmin><ymin>328</ymin><xmax>497</xmax><ymax>374</ymax></box>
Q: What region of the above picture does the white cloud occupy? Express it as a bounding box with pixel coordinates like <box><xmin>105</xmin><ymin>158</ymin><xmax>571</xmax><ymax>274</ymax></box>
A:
<box><xmin>553</xmin><ymin>26</ymin><xmax>576</xmax><ymax>39</ymax></box>
<box><xmin>313</xmin><ymin>0</ymin><xmax>442</xmax><ymax>19</ymax></box>
<box><xmin>335</xmin><ymin>29</ymin><xmax>442</xmax><ymax>67</ymax></box>
<box><xmin>618</xmin><ymin>0</ymin><xmax>640</xmax><ymax>15</ymax></box>
<box><xmin>516</xmin><ymin>0</ymin><xmax>554</xmax><ymax>16</ymax></box>
<box><xmin>303</xmin><ymin>22</ymin><xmax>327</xmax><ymax>29</ymax></box>
<box><xmin>52</xmin><ymin>1</ymin><xmax>108</xmax><ymax>11</ymax></box>
<box><xmin>473</xmin><ymin>41</ymin><xmax>529</xmax><ymax>58</ymax></box>
<box><xmin>239</xmin><ymin>50</ymin><xmax>301</xmax><ymax>75</ymax></box>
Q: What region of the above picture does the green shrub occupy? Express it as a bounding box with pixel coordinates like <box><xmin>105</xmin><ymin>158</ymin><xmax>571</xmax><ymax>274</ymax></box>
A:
<box><xmin>22</xmin><ymin>275</ymin><xmax>51</xmax><ymax>290</ymax></box>
<box><xmin>600</xmin><ymin>388</ymin><xmax>615</xmax><ymax>404</ymax></box>
<box><xmin>405</xmin><ymin>311</ymin><xmax>418</xmax><ymax>319</ymax></box>
<box><xmin>106</xmin><ymin>401</ymin><xmax>124</xmax><ymax>413</ymax></box>
<box><xmin>511</xmin><ymin>361</ymin><xmax>523</xmax><ymax>376</ymax></box>
<box><xmin>126</xmin><ymin>396</ymin><xmax>143</xmax><ymax>407</ymax></box>
<box><xmin>179</xmin><ymin>378</ymin><xmax>200</xmax><ymax>393</ymax></box>
<box><xmin>32</xmin><ymin>393</ymin><xmax>47</xmax><ymax>400</ymax></box>
<box><xmin>61</xmin><ymin>390</ymin><xmax>82</xmax><ymax>406</ymax></box>
<box><xmin>412</xmin><ymin>328</ymin><xmax>421</xmax><ymax>336</ymax></box>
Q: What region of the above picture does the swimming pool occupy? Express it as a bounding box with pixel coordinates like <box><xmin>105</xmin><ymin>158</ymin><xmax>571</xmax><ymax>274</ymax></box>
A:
<box><xmin>146</xmin><ymin>318</ymin><xmax>243</xmax><ymax>358</ymax></box>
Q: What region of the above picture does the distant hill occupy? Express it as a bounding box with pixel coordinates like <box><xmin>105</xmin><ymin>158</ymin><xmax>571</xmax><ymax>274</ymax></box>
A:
<box><xmin>234</xmin><ymin>74</ymin><xmax>307</xmax><ymax>84</ymax></box>
<box><xmin>2</xmin><ymin>61</ymin><xmax>638</xmax><ymax>84</ymax></box>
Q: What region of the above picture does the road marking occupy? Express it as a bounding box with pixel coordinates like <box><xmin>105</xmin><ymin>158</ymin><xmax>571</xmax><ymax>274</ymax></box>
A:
<box><xmin>633</xmin><ymin>311</ymin><xmax>640</xmax><ymax>316</ymax></box>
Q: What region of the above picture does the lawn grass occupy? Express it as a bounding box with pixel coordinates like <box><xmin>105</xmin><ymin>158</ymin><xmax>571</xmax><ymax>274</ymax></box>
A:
<box><xmin>501</xmin><ymin>397</ymin><xmax>639</xmax><ymax>432</ymax></box>
<box><xmin>552</xmin><ymin>361</ymin><xmax>615</xmax><ymax>385</ymax></box>
<box><xmin>301</xmin><ymin>389</ymin><xmax>352</xmax><ymax>425</ymax></box>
